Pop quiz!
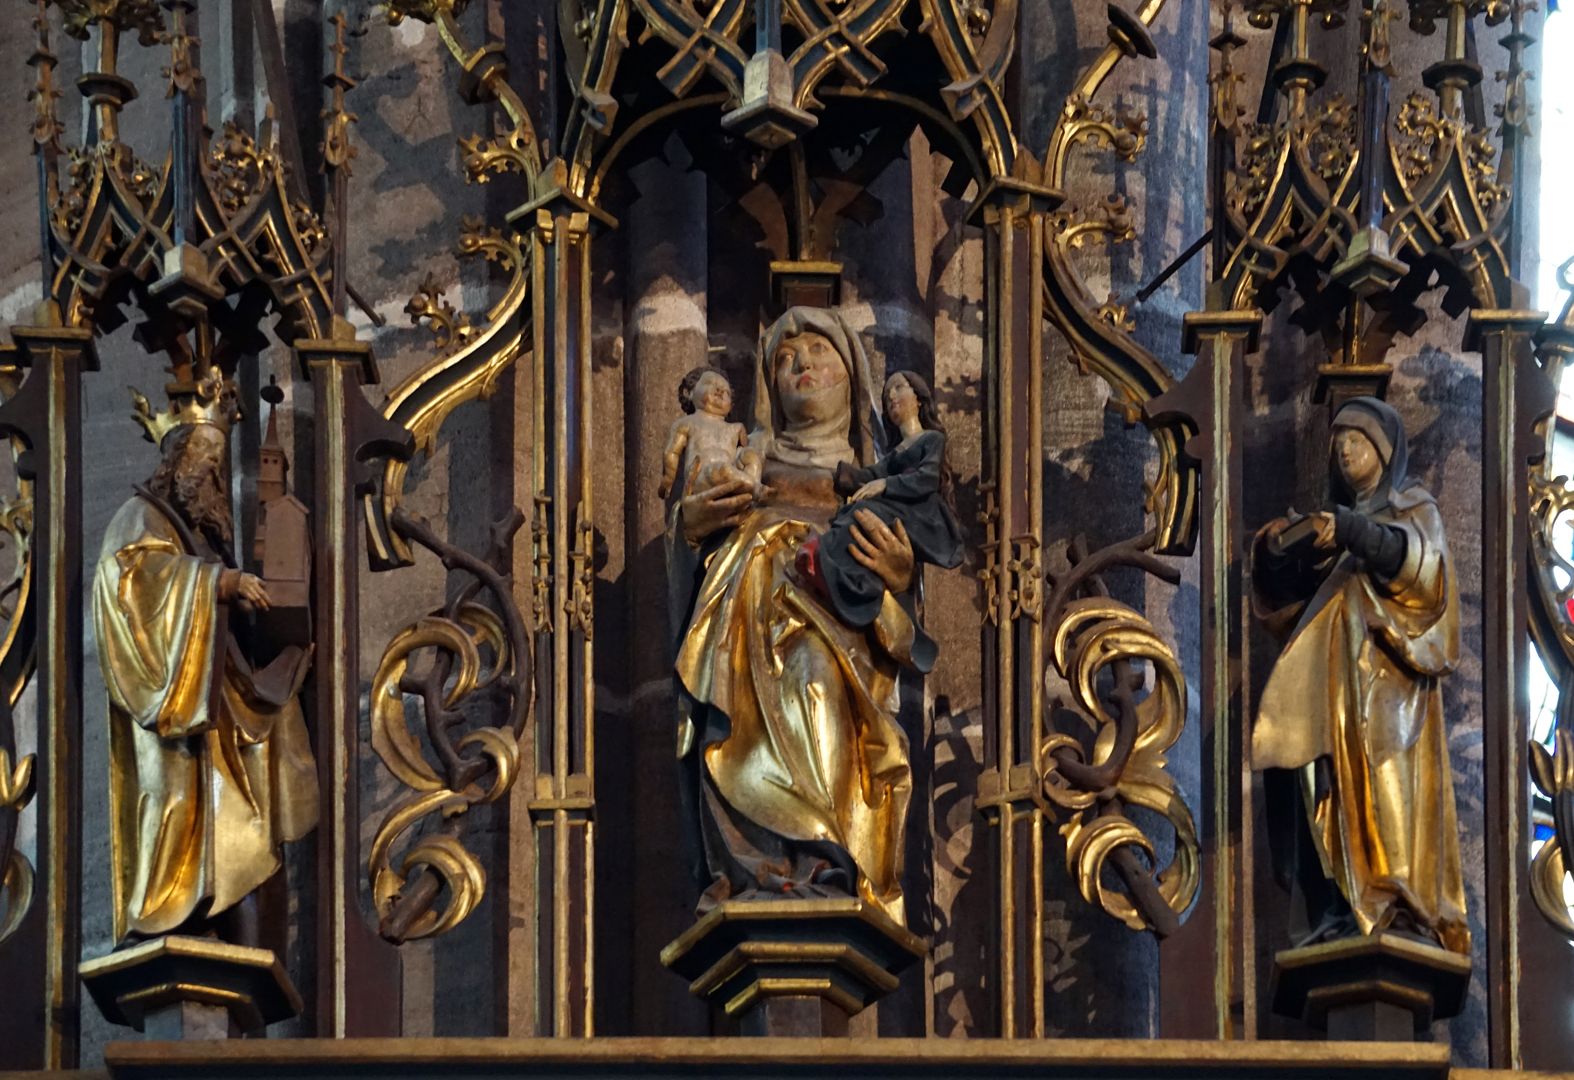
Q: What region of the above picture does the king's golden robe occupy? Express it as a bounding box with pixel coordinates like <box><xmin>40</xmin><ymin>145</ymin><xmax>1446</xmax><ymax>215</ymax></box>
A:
<box><xmin>1253</xmin><ymin>495</ymin><xmax>1468</xmax><ymax>953</ymax></box>
<box><xmin>93</xmin><ymin>494</ymin><xmax>317</xmax><ymax>941</ymax></box>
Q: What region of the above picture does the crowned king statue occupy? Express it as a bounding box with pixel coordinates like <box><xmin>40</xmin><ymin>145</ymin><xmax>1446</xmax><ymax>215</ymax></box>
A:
<box><xmin>92</xmin><ymin>364</ymin><xmax>317</xmax><ymax>946</ymax></box>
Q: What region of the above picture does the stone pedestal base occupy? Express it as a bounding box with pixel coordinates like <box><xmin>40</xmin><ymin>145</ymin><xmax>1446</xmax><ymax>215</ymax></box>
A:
<box><xmin>80</xmin><ymin>935</ymin><xmax>302</xmax><ymax>1037</ymax></box>
<box><xmin>661</xmin><ymin>898</ymin><xmax>924</xmax><ymax>1036</ymax></box>
<box><xmin>1269</xmin><ymin>931</ymin><xmax>1472</xmax><ymax>1041</ymax></box>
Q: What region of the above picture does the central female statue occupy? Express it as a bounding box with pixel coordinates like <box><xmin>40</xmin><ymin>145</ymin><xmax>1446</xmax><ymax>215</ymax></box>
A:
<box><xmin>670</xmin><ymin>307</ymin><xmax>922</xmax><ymax>925</ymax></box>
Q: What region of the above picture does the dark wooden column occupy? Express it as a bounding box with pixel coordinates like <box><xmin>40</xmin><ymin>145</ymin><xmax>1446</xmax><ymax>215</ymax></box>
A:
<box><xmin>507</xmin><ymin>160</ymin><xmax>613</xmax><ymax>1036</ymax></box>
<box><xmin>0</xmin><ymin>315</ymin><xmax>97</xmax><ymax>1069</ymax></box>
<box><xmin>1469</xmin><ymin>308</ymin><xmax>1574</xmax><ymax>1070</ymax></box>
<box><xmin>970</xmin><ymin>177</ymin><xmax>1060</xmax><ymax>1038</ymax></box>
<box><xmin>1148</xmin><ymin>311</ymin><xmax>1260</xmax><ymax>1039</ymax></box>
<box><xmin>296</xmin><ymin>331</ymin><xmax>408</xmax><ymax>1037</ymax></box>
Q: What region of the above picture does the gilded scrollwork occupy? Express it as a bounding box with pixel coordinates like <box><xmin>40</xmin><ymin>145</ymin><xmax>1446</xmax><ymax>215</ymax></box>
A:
<box><xmin>1037</xmin><ymin>539</ymin><xmax>1199</xmax><ymax>935</ymax></box>
<box><xmin>405</xmin><ymin>272</ymin><xmax>478</xmax><ymax>356</ymax></box>
<box><xmin>374</xmin><ymin>214</ymin><xmax>528</xmax><ymax>566</ymax></box>
<box><xmin>1042</xmin><ymin>0</ymin><xmax>1197</xmax><ymax>557</ymax></box>
<box><xmin>0</xmin><ymin>366</ymin><xmax>36</xmax><ymax>954</ymax></box>
<box><xmin>1527</xmin><ymin>308</ymin><xmax>1574</xmax><ymax>937</ymax></box>
<box><xmin>1530</xmin><ymin>730</ymin><xmax>1574</xmax><ymax>937</ymax></box>
<box><xmin>0</xmin><ymin>747</ymin><xmax>35</xmax><ymax>948</ymax></box>
<box><xmin>368</xmin><ymin>509</ymin><xmax>532</xmax><ymax>942</ymax></box>
<box><xmin>365</xmin><ymin>3</ymin><xmax>542</xmax><ymax>569</ymax></box>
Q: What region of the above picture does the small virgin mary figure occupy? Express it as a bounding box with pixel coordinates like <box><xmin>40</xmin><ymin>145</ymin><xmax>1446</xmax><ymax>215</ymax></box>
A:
<box><xmin>668</xmin><ymin>307</ymin><xmax>925</xmax><ymax>925</ymax></box>
<box><xmin>1252</xmin><ymin>396</ymin><xmax>1468</xmax><ymax>954</ymax></box>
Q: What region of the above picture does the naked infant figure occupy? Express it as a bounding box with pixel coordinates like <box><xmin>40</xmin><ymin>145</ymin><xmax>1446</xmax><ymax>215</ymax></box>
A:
<box><xmin>796</xmin><ymin>370</ymin><xmax>964</xmax><ymax>670</ymax></box>
<box><xmin>658</xmin><ymin>366</ymin><xmax>763</xmax><ymax>499</ymax></box>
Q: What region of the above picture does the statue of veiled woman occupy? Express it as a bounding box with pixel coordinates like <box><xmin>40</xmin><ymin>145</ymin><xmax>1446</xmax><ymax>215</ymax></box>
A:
<box><xmin>668</xmin><ymin>307</ymin><xmax>924</xmax><ymax>925</ymax></box>
<box><xmin>1252</xmin><ymin>396</ymin><xmax>1468</xmax><ymax>954</ymax></box>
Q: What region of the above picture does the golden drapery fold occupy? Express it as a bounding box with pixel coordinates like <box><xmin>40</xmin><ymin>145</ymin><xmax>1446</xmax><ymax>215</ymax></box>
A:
<box><xmin>1253</xmin><ymin>497</ymin><xmax>1468</xmax><ymax>954</ymax></box>
<box><xmin>676</xmin><ymin>506</ymin><xmax>913</xmax><ymax>923</ymax></box>
<box><xmin>93</xmin><ymin>496</ymin><xmax>317</xmax><ymax>942</ymax></box>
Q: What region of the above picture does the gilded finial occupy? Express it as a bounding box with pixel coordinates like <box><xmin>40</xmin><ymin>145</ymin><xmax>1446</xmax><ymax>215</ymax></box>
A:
<box><xmin>27</xmin><ymin>0</ymin><xmax>63</xmax><ymax>154</ymax></box>
<box><xmin>321</xmin><ymin>12</ymin><xmax>360</xmax><ymax>175</ymax></box>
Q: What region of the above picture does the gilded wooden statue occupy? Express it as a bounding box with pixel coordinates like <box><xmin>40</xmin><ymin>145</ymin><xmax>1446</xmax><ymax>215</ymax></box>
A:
<box><xmin>1251</xmin><ymin>396</ymin><xmax>1468</xmax><ymax>954</ymax></box>
<box><xmin>92</xmin><ymin>366</ymin><xmax>318</xmax><ymax>945</ymax></box>
<box><xmin>668</xmin><ymin>307</ymin><xmax>957</xmax><ymax>925</ymax></box>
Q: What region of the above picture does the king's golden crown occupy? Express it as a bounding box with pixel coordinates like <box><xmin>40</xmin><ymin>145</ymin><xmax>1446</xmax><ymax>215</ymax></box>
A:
<box><xmin>130</xmin><ymin>364</ymin><xmax>241</xmax><ymax>445</ymax></box>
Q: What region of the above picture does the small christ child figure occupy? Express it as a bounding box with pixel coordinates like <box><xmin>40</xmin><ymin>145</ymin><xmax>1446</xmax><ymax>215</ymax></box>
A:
<box><xmin>658</xmin><ymin>367</ymin><xmax>763</xmax><ymax>500</ymax></box>
<box><xmin>798</xmin><ymin>370</ymin><xmax>964</xmax><ymax>670</ymax></box>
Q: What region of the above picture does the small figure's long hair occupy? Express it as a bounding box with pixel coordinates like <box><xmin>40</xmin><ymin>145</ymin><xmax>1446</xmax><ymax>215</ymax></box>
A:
<box><xmin>882</xmin><ymin>370</ymin><xmax>956</xmax><ymax>515</ymax></box>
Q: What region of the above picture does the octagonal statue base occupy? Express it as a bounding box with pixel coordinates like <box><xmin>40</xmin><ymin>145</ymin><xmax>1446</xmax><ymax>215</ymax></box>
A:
<box><xmin>81</xmin><ymin>934</ymin><xmax>302</xmax><ymax>1039</ymax></box>
<box><xmin>1270</xmin><ymin>931</ymin><xmax>1472</xmax><ymax>1041</ymax></box>
<box><xmin>661</xmin><ymin>898</ymin><xmax>925</xmax><ymax>1037</ymax></box>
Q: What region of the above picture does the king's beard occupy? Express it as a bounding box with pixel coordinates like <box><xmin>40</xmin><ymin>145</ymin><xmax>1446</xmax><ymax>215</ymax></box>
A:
<box><xmin>172</xmin><ymin>459</ymin><xmax>234</xmax><ymax>553</ymax></box>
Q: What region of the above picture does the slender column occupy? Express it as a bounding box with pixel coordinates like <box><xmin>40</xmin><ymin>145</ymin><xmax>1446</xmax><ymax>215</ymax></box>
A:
<box><xmin>0</xmin><ymin>316</ymin><xmax>97</xmax><ymax>1069</ymax></box>
<box><xmin>1149</xmin><ymin>312</ymin><xmax>1261</xmax><ymax>1038</ymax></box>
<box><xmin>507</xmin><ymin>160</ymin><xmax>611</xmax><ymax>1037</ymax></box>
<box><xmin>296</xmin><ymin>332</ymin><xmax>408</xmax><ymax>1038</ymax></box>
<box><xmin>1524</xmin><ymin>323</ymin><xmax>1574</xmax><ymax>1071</ymax></box>
<box><xmin>971</xmin><ymin>178</ymin><xmax>1058</xmax><ymax>1038</ymax></box>
<box><xmin>1473</xmin><ymin>308</ymin><xmax>1548</xmax><ymax>1070</ymax></box>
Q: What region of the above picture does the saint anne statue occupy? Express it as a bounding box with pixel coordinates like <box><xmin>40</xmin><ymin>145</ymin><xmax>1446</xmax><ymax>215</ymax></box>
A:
<box><xmin>669</xmin><ymin>307</ymin><xmax>923</xmax><ymax>924</ymax></box>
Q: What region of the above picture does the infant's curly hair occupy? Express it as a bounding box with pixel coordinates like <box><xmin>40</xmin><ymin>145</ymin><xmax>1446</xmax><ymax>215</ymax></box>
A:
<box><xmin>678</xmin><ymin>365</ymin><xmax>729</xmax><ymax>414</ymax></box>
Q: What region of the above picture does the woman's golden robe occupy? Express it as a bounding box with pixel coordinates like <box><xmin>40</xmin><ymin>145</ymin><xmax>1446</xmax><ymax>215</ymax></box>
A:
<box><xmin>93</xmin><ymin>494</ymin><xmax>318</xmax><ymax>942</ymax></box>
<box><xmin>1253</xmin><ymin>497</ymin><xmax>1468</xmax><ymax>953</ymax></box>
<box><xmin>676</xmin><ymin>503</ymin><xmax>915</xmax><ymax>923</ymax></box>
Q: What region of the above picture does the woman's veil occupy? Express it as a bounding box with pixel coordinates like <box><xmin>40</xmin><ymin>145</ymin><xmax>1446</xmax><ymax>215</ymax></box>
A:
<box><xmin>754</xmin><ymin>306</ymin><xmax>884</xmax><ymax>468</ymax></box>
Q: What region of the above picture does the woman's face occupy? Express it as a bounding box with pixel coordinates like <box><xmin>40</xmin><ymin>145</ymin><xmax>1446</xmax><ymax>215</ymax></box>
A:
<box><xmin>885</xmin><ymin>374</ymin><xmax>918</xmax><ymax>427</ymax></box>
<box><xmin>774</xmin><ymin>331</ymin><xmax>848</xmax><ymax>422</ymax></box>
<box><xmin>1334</xmin><ymin>427</ymin><xmax>1383</xmax><ymax>497</ymax></box>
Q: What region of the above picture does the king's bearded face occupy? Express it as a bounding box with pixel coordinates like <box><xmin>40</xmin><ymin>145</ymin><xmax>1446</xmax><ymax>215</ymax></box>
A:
<box><xmin>162</xmin><ymin>425</ymin><xmax>233</xmax><ymax>548</ymax></box>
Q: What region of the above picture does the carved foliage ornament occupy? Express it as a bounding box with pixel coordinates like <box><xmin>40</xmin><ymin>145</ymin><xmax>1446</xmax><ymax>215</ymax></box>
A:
<box><xmin>50</xmin><ymin>0</ymin><xmax>163</xmax><ymax>43</ymax></box>
<box><xmin>1393</xmin><ymin>92</ymin><xmax>1508</xmax><ymax>214</ymax></box>
<box><xmin>1229</xmin><ymin>95</ymin><xmax>1357</xmax><ymax>226</ymax></box>
<box><xmin>0</xmin><ymin>368</ymin><xmax>35</xmax><ymax>951</ymax></box>
<box><xmin>1528</xmin><ymin>315</ymin><xmax>1574</xmax><ymax>936</ymax></box>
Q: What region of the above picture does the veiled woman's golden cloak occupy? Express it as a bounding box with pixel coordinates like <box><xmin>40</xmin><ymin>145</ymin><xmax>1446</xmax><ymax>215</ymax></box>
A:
<box><xmin>1253</xmin><ymin>494</ymin><xmax>1468</xmax><ymax>953</ymax></box>
<box><xmin>93</xmin><ymin>494</ymin><xmax>317</xmax><ymax>941</ymax></box>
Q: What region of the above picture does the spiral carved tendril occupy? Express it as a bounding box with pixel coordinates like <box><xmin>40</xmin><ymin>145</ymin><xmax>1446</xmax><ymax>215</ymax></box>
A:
<box><xmin>1038</xmin><ymin>533</ymin><xmax>1199</xmax><ymax>937</ymax></box>
<box><xmin>0</xmin><ymin>746</ymin><xmax>36</xmax><ymax>948</ymax></box>
<box><xmin>368</xmin><ymin>507</ymin><xmax>532</xmax><ymax>943</ymax></box>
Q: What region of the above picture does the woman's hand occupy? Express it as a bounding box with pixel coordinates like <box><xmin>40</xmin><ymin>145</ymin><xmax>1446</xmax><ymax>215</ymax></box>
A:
<box><xmin>1310</xmin><ymin>510</ymin><xmax>1337</xmax><ymax>551</ymax></box>
<box><xmin>680</xmin><ymin>474</ymin><xmax>755</xmax><ymax>546</ymax></box>
<box><xmin>849</xmin><ymin>509</ymin><xmax>915</xmax><ymax>594</ymax></box>
<box><xmin>849</xmin><ymin>477</ymin><xmax>887</xmax><ymax>503</ymax></box>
